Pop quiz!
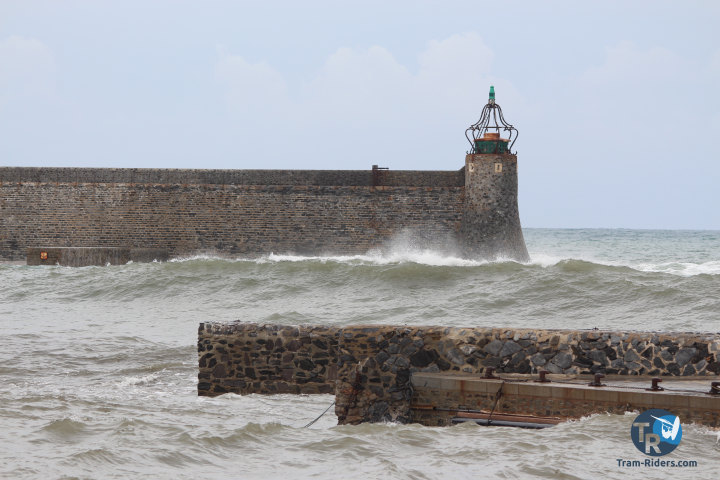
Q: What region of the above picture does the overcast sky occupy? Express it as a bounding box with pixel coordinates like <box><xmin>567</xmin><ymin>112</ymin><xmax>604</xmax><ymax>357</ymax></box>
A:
<box><xmin>1</xmin><ymin>1</ymin><xmax>718</xmax><ymax>229</ymax></box>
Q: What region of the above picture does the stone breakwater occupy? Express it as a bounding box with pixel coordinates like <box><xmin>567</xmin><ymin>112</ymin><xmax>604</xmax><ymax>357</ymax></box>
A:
<box><xmin>0</xmin><ymin>157</ymin><xmax>528</xmax><ymax>262</ymax></box>
<box><xmin>198</xmin><ymin>323</ymin><xmax>720</xmax><ymax>424</ymax></box>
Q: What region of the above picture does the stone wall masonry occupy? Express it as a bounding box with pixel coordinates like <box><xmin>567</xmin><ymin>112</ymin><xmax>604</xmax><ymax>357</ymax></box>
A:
<box><xmin>197</xmin><ymin>322</ymin><xmax>339</xmax><ymax>396</ymax></box>
<box><xmin>0</xmin><ymin>179</ymin><xmax>463</xmax><ymax>260</ymax></box>
<box><xmin>198</xmin><ymin>323</ymin><xmax>720</xmax><ymax>424</ymax></box>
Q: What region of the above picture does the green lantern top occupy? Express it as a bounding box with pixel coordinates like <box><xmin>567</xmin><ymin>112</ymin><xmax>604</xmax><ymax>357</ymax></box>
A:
<box><xmin>489</xmin><ymin>85</ymin><xmax>495</xmax><ymax>104</ymax></box>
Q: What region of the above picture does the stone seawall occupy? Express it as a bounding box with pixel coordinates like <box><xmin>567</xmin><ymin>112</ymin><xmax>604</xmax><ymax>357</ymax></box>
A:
<box><xmin>198</xmin><ymin>323</ymin><xmax>720</xmax><ymax>424</ymax></box>
<box><xmin>0</xmin><ymin>159</ymin><xmax>530</xmax><ymax>261</ymax></box>
<box><xmin>0</xmin><ymin>168</ymin><xmax>464</xmax><ymax>261</ymax></box>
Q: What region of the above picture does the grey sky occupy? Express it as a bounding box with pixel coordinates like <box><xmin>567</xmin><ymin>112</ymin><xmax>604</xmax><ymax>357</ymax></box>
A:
<box><xmin>1</xmin><ymin>1</ymin><xmax>718</xmax><ymax>229</ymax></box>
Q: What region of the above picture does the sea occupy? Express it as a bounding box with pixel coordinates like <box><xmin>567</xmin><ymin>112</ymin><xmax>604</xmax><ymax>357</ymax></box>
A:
<box><xmin>1</xmin><ymin>228</ymin><xmax>719</xmax><ymax>479</ymax></box>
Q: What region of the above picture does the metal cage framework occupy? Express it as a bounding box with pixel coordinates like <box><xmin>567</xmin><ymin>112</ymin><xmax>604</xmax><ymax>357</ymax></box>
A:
<box><xmin>465</xmin><ymin>86</ymin><xmax>518</xmax><ymax>154</ymax></box>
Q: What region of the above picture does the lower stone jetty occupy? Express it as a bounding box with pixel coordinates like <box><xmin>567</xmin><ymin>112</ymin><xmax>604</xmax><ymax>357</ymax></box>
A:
<box><xmin>27</xmin><ymin>247</ymin><xmax>169</xmax><ymax>266</ymax></box>
<box><xmin>197</xmin><ymin>323</ymin><xmax>720</xmax><ymax>427</ymax></box>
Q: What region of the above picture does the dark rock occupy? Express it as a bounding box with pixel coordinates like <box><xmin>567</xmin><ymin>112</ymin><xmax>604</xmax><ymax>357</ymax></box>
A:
<box><xmin>653</xmin><ymin>357</ymin><xmax>665</xmax><ymax>369</ymax></box>
<box><xmin>197</xmin><ymin>382</ymin><xmax>211</xmax><ymax>391</ymax></box>
<box><xmin>588</xmin><ymin>350</ymin><xmax>607</xmax><ymax>365</ymax></box>
<box><xmin>375</xmin><ymin>351</ymin><xmax>390</xmax><ymax>364</ymax></box>
<box><xmin>676</xmin><ymin>347</ymin><xmax>697</xmax><ymax>368</ymax></box>
<box><xmin>625</xmin><ymin>361</ymin><xmax>642</xmax><ymax>371</ymax></box>
<box><xmin>666</xmin><ymin>363</ymin><xmax>681</xmax><ymax>375</ymax></box>
<box><xmin>369</xmin><ymin>385</ymin><xmax>384</xmax><ymax>396</ymax></box>
<box><xmin>624</xmin><ymin>350</ymin><xmax>641</xmax><ymax>363</ymax></box>
<box><xmin>436</xmin><ymin>357</ymin><xmax>451</xmax><ymax>371</ymax></box>
<box><xmin>545</xmin><ymin>363</ymin><xmax>562</xmax><ymax>374</ymax></box>
<box><xmin>659</xmin><ymin>349</ymin><xmax>674</xmax><ymax>362</ymax></box>
<box><xmin>551</xmin><ymin>352</ymin><xmax>572</xmax><ymax>369</ymax></box>
<box><xmin>530</xmin><ymin>352</ymin><xmax>546</xmax><ymax>366</ymax></box>
<box><xmin>409</xmin><ymin>349</ymin><xmax>437</xmax><ymax>367</ymax></box>
<box><xmin>691</xmin><ymin>342</ymin><xmax>709</xmax><ymax>363</ymax></box>
<box><xmin>508</xmin><ymin>351</ymin><xmax>526</xmax><ymax>367</ymax></box>
<box><xmin>707</xmin><ymin>361</ymin><xmax>720</xmax><ymax>374</ymax></box>
<box><xmin>401</xmin><ymin>344</ymin><xmax>419</xmax><ymax>356</ymax></box>
<box><xmin>515</xmin><ymin>360</ymin><xmax>531</xmax><ymax>374</ymax></box>
<box><xmin>483</xmin><ymin>340</ymin><xmax>503</xmax><ymax>356</ymax></box>
<box><xmin>446</xmin><ymin>348</ymin><xmax>466</xmax><ymax>366</ymax></box>
<box><xmin>298</xmin><ymin>358</ymin><xmax>315</xmax><ymax>371</ymax></box>
<box><xmin>610</xmin><ymin>358</ymin><xmax>624</xmax><ymax>369</ymax></box>
<box><xmin>460</xmin><ymin>344</ymin><xmax>478</xmax><ymax>356</ymax></box>
<box><xmin>573</xmin><ymin>355</ymin><xmax>593</xmax><ymax>367</ymax></box>
<box><xmin>483</xmin><ymin>357</ymin><xmax>503</xmax><ymax>368</ymax></box>
<box><xmin>394</xmin><ymin>357</ymin><xmax>410</xmax><ymax>369</ymax></box>
<box><xmin>395</xmin><ymin>369</ymin><xmax>410</xmax><ymax>384</ymax></box>
<box><xmin>368</xmin><ymin>401</ymin><xmax>390</xmax><ymax>421</ymax></box>
<box><xmin>499</xmin><ymin>340</ymin><xmax>522</xmax><ymax>358</ymax></box>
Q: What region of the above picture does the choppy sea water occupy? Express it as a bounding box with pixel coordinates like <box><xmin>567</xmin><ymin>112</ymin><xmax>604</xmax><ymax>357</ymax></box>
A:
<box><xmin>1</xmin><ymin>228</ymin><xmax>719</xmax><ymax>479</ymax></box>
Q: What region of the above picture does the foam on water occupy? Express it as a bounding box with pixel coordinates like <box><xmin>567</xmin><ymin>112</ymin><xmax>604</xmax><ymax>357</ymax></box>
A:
<box><xmin>162</xmin><ymin>230</ymin><xmax>720</xmax><ymax>277</ymax></box>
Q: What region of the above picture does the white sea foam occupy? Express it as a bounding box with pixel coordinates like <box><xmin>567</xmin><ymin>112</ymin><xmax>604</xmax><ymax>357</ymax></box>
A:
<box><xmin>167</xmin><ymin>249</ymin><xmax>496</xmax><ymax>267</ymax></box>
<box><xmin>528</xmin><ymin>251</ymin><xmax>720</xmax><ymax>277</ymax></box>
<box><xmin>169</xmin><ymin>254</ymin><xmax>226</xmax><ymax>263</ymax></box>
<box><xmin>634</xmin><ymin>260</ymin><xmax>720</xmax><ymax>277</ymax></box>
<box><xmin>259</xmin><ymin>250</ymin><xmax>491</xmax><ymax>267</ymax></box>
<box><xmin>117</xmin><ymin>372</ymin><xmax>161</xmax><ymax>387</ymax></box>
<box><xmin>166</xmin><ymin>249</ymin><xmax>720</xmax><ymax>276</ymax></box>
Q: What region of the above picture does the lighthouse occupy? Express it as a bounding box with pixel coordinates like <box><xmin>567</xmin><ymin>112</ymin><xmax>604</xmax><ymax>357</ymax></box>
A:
<box><xmin>460</xmin><ymin>86</ymin><xmax>529</xmax><ymax>261</ymax></box>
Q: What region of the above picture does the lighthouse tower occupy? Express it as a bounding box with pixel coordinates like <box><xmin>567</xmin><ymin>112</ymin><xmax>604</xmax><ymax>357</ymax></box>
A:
<box><xmin>460</xmin><ymin>86</ymin><xmax>529</xmax><ymax>261</ymax></box>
